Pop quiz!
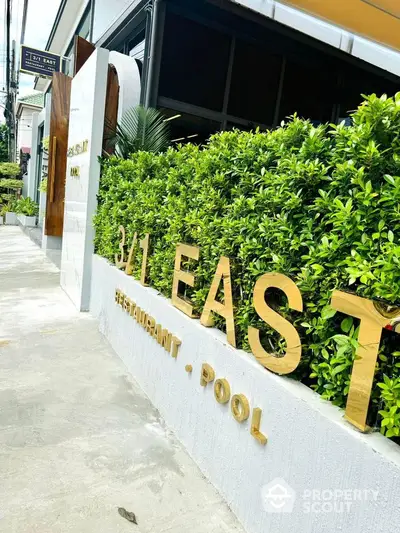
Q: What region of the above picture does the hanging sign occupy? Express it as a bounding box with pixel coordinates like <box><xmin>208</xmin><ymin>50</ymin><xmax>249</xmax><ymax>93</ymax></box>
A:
<box><xmin>20</xmin><ymin>45</ymin><xmax>61</xmax><ymax>78</ymax></box>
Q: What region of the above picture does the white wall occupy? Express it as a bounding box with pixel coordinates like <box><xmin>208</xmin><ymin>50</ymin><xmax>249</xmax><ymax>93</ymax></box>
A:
<box><xmin>90</xmin><ymin>255</ymin><xmax>400</xmax><ymax>533</ymax></box>
<box><xmin>17</xmin><ymin>108</ymin><xmax>36</xmax><ymax>153</ymax></box>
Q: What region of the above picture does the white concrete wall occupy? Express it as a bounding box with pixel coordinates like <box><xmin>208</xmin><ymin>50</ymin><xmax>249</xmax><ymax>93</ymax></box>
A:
<box><xmin>90</xmin><ymin>254</ymin><xmax>400</xmax><ymax>533</ymax></box>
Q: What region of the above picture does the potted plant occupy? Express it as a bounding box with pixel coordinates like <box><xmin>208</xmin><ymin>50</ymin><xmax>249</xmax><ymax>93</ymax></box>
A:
<box><xmin>3</xmin><ymin>199</ymin><xmax>18</xmax><ymax>225</ymax></box>
<box><xmin>15</xmin><ymin>197</ymin><xmax>39</xmax><ymax>227</ymax></box>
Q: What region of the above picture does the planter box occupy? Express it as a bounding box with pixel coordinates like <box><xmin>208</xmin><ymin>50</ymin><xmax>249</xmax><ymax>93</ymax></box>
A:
<box><xmin>5</xmin><ymin>212</ymin><xmax>17</xmax><ymax>225</ymax></box>
<box><xmin>17</xmin><ymin>214</ymin><xmax>37</xmax><ymax>228</ymax></box>
<box><xmin>0</xmin><ymin>216</ymin><xmax>3</xmax><ymax>225</ymax></box>
<box><xmin>90</xmin><ymin>254</ymin><xmax>400</xmax><ymax>533</ymax></box>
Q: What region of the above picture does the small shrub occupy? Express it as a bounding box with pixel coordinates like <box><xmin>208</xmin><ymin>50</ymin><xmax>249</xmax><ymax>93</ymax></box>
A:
<box><xmin>0</xmin><ymin>162</ymin><xmax>20</xmax><ymax>177</ymax></box>
<box><xmin>0</xmin><ymin>178</ymin><xmax>23</xmax><ymax>190</ymax></box>
<box><xmin>15</xmin><ymin>197</ymin><xmax>39</xmax><ymax>216</ymax></box>
<box><xmin>39</xmin><ymin>178</ymin><xmax>47</xmax><ymax>193</ymax></box>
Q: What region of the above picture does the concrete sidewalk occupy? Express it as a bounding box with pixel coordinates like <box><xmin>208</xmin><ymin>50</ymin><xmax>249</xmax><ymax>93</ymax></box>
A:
<box><xmin>0</xmin><ymin>227</ymin><xmax>244</xmax><ymax>533</ymax></box>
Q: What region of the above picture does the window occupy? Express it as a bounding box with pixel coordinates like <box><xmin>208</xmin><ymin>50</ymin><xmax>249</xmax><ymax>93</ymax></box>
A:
<box><xmin>228</xmin><ymin>39</ymin><xmax>282</xmax><ymax>126</ymax></box>
<box><xmin>62</xmin><ymin>5</ymin><xmax>92</xmax><ymax>76</ymax></box>
<box><xmin>159</xmin><ymin>12</ymin><xmax>231</xmax><ymax>111</ymax></box>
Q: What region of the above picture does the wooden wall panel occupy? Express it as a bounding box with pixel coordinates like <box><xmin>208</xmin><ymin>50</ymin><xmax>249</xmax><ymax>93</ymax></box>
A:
<box><xmin>74</xmin><ymin>36</ymin><xmax>95</xmax><ymax>76</ymax></box>
<box><xmin>45</xmin><ymin>73</ymin><xmax>71</xmax><ymax>237</ymax></box>
<box><xmin>102</xmin><ymin>64</ymin><xmax>120</xmax><ymax>155</ymax></box>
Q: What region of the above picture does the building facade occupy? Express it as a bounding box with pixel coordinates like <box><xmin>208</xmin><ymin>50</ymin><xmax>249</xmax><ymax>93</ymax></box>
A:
<box><xmin>25</xmin><ymin>0</ymin><xmax>400</xmax><ymax>236</ymax></box>
<box><xmin>35</xmin><ymin>0</ymin><xmax>400</xmax><ymax>135</ymax></box>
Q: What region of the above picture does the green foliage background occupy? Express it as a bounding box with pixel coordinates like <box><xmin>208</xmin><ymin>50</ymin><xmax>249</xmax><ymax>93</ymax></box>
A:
<box><xmin>94</xmin><ymin>94</ymin><xmax>400</xmax><ymax>439</ymax></box>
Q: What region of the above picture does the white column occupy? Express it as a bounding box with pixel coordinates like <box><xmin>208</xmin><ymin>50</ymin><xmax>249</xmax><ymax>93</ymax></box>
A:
<box><xmin>60</xmin><ymin>48</ymin><xmax>110</xmax><ymax>311</ymax></box>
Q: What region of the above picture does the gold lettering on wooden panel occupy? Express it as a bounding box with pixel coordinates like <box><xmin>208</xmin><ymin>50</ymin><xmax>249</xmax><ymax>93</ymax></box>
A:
<box><xmin>125</xmin><ymin>232</ymin><xmax>137</xmax><ymax>275</ymax></box>
<box><xmin>330</xmin><ymin>290</ymin><xmax>388</xmax><ymax>432</ymax></box>
<box><xmin>171</xmin><ymin>243</ymin><xmax>200</xmax><ymax>317</ymax></box>
<box><xmin>251</xmin><ymin>407</ymin><xmax>267</xmax><ymax>445</ymax></box>
<box><xmin>140</xmin><ymin>233</ymin><xmax>150</xmax><ymax>286</ymax></box>
<box><xmin>248</xmin><ymin>273</ymin><xmax>303</xmax><ymax>375</ymax></box>
<box><xmin>200</xmin><ymin>256</ymin><xmax>236</xmax><ymax>347</ymax></box>
<box><xmin>214</xmin><ymin>378</ymin><xmax>231</xmax><ymax>404</ymax></box>
<box><xmin>115</xmin><ymin>226</ymin><xmax>127</xmax><ymax>269</ymax></box>
<box><xmin>231</xmin><ymin>394</ymin><xmax>250</xmax><ymax>422</ymax></box>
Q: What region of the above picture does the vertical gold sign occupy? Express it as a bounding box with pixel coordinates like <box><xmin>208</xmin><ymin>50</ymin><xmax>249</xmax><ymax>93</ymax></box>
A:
<box><xmin>331</xmin><ymin>291</ymin><xmax>388</xmax><ymax>432</ymax></box>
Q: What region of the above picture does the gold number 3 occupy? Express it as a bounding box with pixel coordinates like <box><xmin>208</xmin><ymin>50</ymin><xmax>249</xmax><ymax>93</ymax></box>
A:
<box><xmin>115</xmin><ymin>226</ymin><xmax>127</xmax><ymax>269</ymax></box>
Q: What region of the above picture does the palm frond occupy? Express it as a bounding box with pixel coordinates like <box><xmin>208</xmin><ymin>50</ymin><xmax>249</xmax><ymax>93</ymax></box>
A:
<box><xmin>106</xmin><ymin>105</ymin><xmax>170</xmax><ymax>158</ymax></box>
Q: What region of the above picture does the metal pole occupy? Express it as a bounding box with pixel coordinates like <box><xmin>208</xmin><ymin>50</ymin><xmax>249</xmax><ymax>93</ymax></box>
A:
<box><xmin>6</xmin><ymin>0</ymin><xmax>11</xmax><ymax>159</ymax></box>
<box><xmin>20</xmin><ymin>0</ymin><xmax>29</xmax><ymax>45</ymax></box>
<box><xmin>89</xmin><ymin>0</ymin><xmax>96</xmax><ymax>43</ymax></box>
<box><xmin>10</xmin><ymin>40</ymin><xmax>17</xmax><ymax>162</ymax></box>
<box><xmin>145</xmin><ymin>0</ymin><xmax>162</xmax><ymax>108</ymax></box>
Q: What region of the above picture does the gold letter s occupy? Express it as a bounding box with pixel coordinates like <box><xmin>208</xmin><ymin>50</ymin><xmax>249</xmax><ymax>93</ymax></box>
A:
<box><xmin>248</xmin><ymin>273</ymin><xmax>303</xmax><ymax>375</ymax></box>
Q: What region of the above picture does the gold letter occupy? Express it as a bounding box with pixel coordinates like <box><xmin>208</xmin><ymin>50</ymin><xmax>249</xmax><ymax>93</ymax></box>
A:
<box><xmin>251</xmin><ymin>408</ymin><xmax>267</xmax><ymax>445</ymax></box>
<box><xmin>160</xmin><ymin>329</ymin><xmax>172</xmax><ymax>352</ymax></box>
<box><xmin>146</xmin><ymin>316</ymin><xmax>155</xmax><ymax>335</ymax></box>
<box><xmin>115</xmin><ymin>289</ymin><xmax>121</xmax><ymax>304</ymax></box>
<box><xmin>125</xmin><ymin>232</ymin><xmax>137</xmax><ymax>276</ymax></box>
<box><xmin>248</xmin><ymin>273</ymin><xmax>303</xmax><ymax>375</ymax></box>
<box><xmin>139</xmin><ymin>311</ymin><xmax>148</xmax><ymax>328</ymax></box>
<box><xmin>231</xmin><ymin>394</ymin><xmax>250</xmax><ymax>422</ymax></box>
<box><xmin>200</xmin><ymin>256</ymin><xmax>236</xmax><ymax>347</ymax></box>
<box><xmin>140</xmin><ymin>233</ymin><xmax>150</xmax><ymax>286</ymax></box>
<box><xmin>115</xmin><ymin>226</ymin><xmax>126</xmax><ymax>269</ymax></box>
<box><xmin>133</xmin><ymin>305</ymin><xmax>141</xmax><ymax>322</ymax></box>
<box><xmin>331</xmin><ymin>291</ymin><xmax>388</xmax><ymax>432</ymax></box>
<box><xmin>170</xmin><ymin>336</ymin><xmax>182</xmax><ymax>358</ymax></box>
<box><xmin>214</xmin><ymin>378</ymin><xmax>231</xmax><ymax>404</ymax></box>
<box><xmin>123</xmin><ymin>297</ymin><xmax>131</xmax><ymax>313</ymax></box>
<box><xmin>171</xmin><ymin>244</ymin><xmax>200</xmax><ymax>317</ymax></box>
<box><xmin>153</xmin><ymin>324</ymin><xmax>162</xmax><ymax>342</ymax></box>
<box><xmin>200</xmin><ymin>363</ymin><xmax>215</xmax><ymax>387</ymax></box>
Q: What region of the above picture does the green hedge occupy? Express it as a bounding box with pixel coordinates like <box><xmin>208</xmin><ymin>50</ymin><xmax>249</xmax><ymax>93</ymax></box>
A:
<box><xmin>94</xmin><ymin>94</ymin><xmax>400</xmax><ymax>439</ymax></box>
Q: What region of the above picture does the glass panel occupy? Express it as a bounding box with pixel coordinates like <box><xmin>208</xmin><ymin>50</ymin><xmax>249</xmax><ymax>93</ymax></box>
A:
<box><xmin>160</xmin><ymin>108</ymin><xmax>221</xmax><ymax>145</ymax></box>
<box><xmin>228</xmin><ymin>39</ymin><xmax>281</xmax><ymax>126</ymax></box>
<box><xmin>159</xmin><ymin>12</ymin><xmax>230</xmax><ymax>111</ymax></box>
<box><xmin>278</xmin><ymin>56</ymin><xmax>335</xmax><ymax>124</ymax></box>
